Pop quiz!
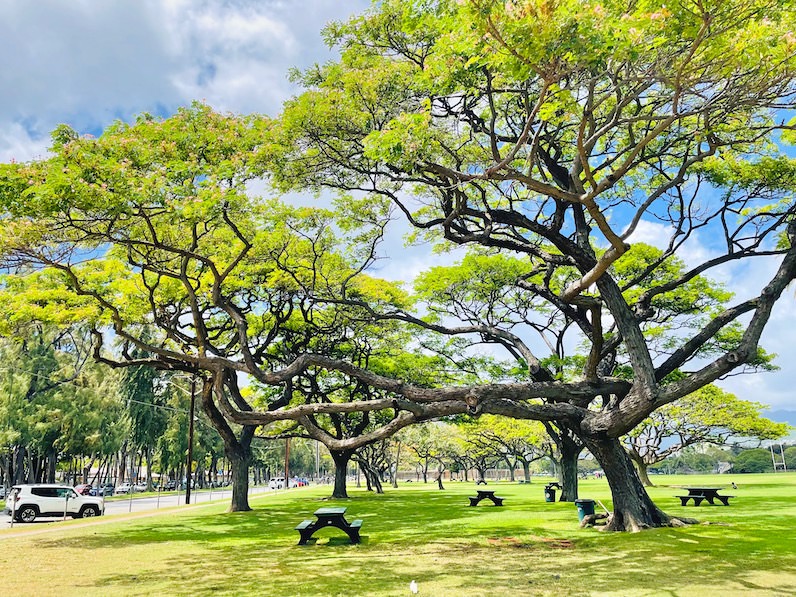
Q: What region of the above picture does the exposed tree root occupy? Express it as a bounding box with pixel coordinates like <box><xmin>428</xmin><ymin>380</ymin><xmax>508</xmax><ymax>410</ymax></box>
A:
<box><xmin>579</xmin><ymin>513</ymin><xmax>609</xmax><ymax>528</ymax></box>
<box><xmin>599</xmin><ymin>511</ymin><xmax>700</xmax><ymax>532</ymax></box>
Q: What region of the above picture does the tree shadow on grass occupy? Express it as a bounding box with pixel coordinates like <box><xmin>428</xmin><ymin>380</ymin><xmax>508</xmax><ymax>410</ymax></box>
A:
<box><xmin>26</xmin><ymin>484</ymin><xmax>796</xmax><ymax>596</ymax></box>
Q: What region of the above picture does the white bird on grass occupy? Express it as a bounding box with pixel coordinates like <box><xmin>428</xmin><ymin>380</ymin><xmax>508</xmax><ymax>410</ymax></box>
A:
<box><xmin>409</xmin><ymin>580</ymin><xmax>418</xmax><ymax>594</ymax></box>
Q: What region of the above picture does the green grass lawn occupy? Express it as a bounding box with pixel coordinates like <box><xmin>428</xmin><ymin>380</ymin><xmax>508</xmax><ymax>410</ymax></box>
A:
<box><xmin>2</xmin><ymin>474</ymin><xmax>795</xmax><ymax>596</ymax></box>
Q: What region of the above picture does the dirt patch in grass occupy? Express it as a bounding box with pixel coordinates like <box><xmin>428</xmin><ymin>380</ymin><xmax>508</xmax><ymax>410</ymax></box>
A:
<box><xmin>487</xmin><ymin>536</ymin><xmax>575</xmax><ymax>549</ymax></box>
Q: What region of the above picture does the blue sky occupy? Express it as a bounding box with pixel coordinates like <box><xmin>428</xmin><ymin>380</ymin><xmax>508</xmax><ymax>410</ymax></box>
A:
<box><xmin>1</xmin><ymin>0</ymin><xmax>794</xmax><ymax>417</ymax></box>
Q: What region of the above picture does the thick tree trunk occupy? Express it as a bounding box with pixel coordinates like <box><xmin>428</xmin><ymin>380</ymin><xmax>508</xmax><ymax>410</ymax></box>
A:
<box><xmin>359</xmin><ymin>461</ymin><xmax>384</xmax><ymax>494</ymax></box>
<box><xmin>46</xmin><ymin>448</ymin><xmax>57</xmax><ymax>483</ymax></box>
<box><xmin>504</xmin><ymin>457</ymin><xmax>516</xmax><ymax>481</ymax></box>
<box><xmin>582</xmin><ymin>434</ymin><xmax>676</xmax><ymax>532</ymax></box>
<box><xmin>116</xmin><ymin>443</ymin><xmax>128</xmax><ymax>484</ymax></box>
<box><xmin>370</xmin><ymin>467</ymin><xmax>383</xmax><ymax>493</ymax></box>
<box><xmin>12</xmin><ymin>445</ymin><xmax>25</xmax><ymax>483</ymax></box>
<box><xmin>521</xmin><ymin>460</ymin><xmax>531</xmax><ymax>483</ymax></box>
<box><xmin>372</xmin><ymin>473</ymin><xmax>383</xmax><ymax>494</ymax></box>
<box><xmin>359</xmin><ymin>461</ymin><xmax>384</xmax><ymax>493</ymax></box>
<box><xmin>360</xmin><ymin>463</ymin><xmax>373</xmax><ymax>491</ymax></box>
<box><xmin>559</xmin><ymin>446</ymin><xmax>580</xmax><ymax>502</ymax></box>
<box><xmin>330</xmin><ymin>450</ymin><xmax>352</xmax><ymax>498</ymax></box>
<box><xmin>1</xmin><ymin>450</ymin><xmax>9</xmax><ymax>487</ymax></box>
<box><xmin>228</xmin><ymin>447</ymin><xmax>251</xmax><ymax>512</ymax></box>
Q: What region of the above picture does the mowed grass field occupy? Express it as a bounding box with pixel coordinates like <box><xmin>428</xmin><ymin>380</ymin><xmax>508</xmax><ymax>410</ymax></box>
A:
<box><xmin>1</xmin><ymin>473</ymin><xmax>795</xmax><ymax>596</ymax></box>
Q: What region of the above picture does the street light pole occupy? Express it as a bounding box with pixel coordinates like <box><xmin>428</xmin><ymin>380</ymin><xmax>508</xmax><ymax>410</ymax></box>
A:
<box><xmin>185</xmin><ymin>375</ymin><xmax>196</xmax><ymax>505</ymax></box>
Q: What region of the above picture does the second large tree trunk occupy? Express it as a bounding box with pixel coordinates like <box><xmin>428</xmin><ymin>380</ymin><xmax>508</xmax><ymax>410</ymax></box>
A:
<box><xmin>558</xmin><ymin>433</ymin><xmax>583</xmax><ymax>502</ymax></box>
<box><xmin>330</xmin><ymin>450</ymin><xmax>353</xmax><ymax>499</ymax></box>
<box><xmin>634</xmin><ymin>457</ymin><xmax>654</xmax><ymax>487</ymax></box>
<box><xmin>581</xmin><ymin>434</ymin><xmax>672</xmax><ymax>532</ymax></box>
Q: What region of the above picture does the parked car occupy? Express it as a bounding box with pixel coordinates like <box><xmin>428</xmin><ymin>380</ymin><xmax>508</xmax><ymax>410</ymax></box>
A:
<box><xmin>74</xmin><ymin>484</ymin><xmax>94</xmax><ymax>496</ymax></box>
<box><xmin>115</xmin><ymin>482</ymin><xmax>133</xmax><ymax>495</ymax></box>
<box><xmin>97</xmin><ymin>483</ymin><xmax>114</xmax><ymax>497</ymax></box>
<box><xmin>3</xmin><ymin>484</ymin><xmax>105</xmax><ymax>523</ymax></box>
<box><xmin>133</xmin><ymin>482</ymin><xmax>147</xmax><ymax>493</ymax></box>
<box><xmin>269</xmin><ymin>477</ymin><xmax>300</xmax><ymax>489</ymax></box>
<box><xmin>164</xmin><ymin>480</ymin><xmax>177</xmax><ymax>491</ymax></box>
<box><xmin>0</xmin><ymin>486</ymin><xmax>7</xmax><ymax>499</ymax></box>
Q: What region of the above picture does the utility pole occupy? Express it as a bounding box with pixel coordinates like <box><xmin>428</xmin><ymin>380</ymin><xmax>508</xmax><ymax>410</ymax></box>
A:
<box><xmin>185</xmin><ymin>375</ymin><xmax>196</xmax><ymax>504</ymax></box>
<box><xmin>284</xmin><ymin>437</ymin><xmax>290</xmax><ymax>490</ymax></box>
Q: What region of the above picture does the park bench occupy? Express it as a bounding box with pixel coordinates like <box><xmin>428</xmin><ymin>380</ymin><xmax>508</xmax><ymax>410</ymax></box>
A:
<box><xmin>468</xmin><ymin>489</ymin><xmax>504</xmax><ymax>507</ymax></box>
<box><xmin>295</xmin><ymin>507</ymin><xmax>363</xmax><ymax>545</ymax></box>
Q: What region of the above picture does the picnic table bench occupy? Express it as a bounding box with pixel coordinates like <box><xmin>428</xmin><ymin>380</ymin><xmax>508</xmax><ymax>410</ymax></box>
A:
<box><xmin>295</xmin><ymin>507</ymin><xmax>363</xmax><ymax>545</ymax></box>
<box><xmin>675</xmin><ymin>487</ymin><xmax>734</xmax><ymax>506</ymax></box>
<box><xmin>469</xmin><ymin>489</ymin><xmax>504</xmax><ymax>507</ymax></box>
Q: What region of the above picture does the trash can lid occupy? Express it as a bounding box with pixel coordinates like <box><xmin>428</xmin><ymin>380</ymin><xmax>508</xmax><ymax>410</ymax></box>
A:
<box><xmin>574</xmin><ymin>498</ymin><xmax>596</xmax><ymax>504</ymax></box>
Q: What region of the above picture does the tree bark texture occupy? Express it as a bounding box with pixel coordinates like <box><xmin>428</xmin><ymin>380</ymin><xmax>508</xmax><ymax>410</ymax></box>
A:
<box><xmin>581</xmin><ymin>433</ymin><xmax>669</xmax><ymax>531</ymax></box>
<box><xmin>634</xmin><ymin>458</ymin><xmax>654</xmax><ymax>487</ymax></box>
<box><xmin>330</xmin><ymin>449</ymin><xmax>352</xmax><ymax>498</ymax></box>
<box><xmin>559</xmin><ymin>448</ymin><xmax>580</xmax><ymax>502</ymax></box>
<box><xmin>228</xmin><ymin>447</ymin><xmax>252</xmax><ymax>512</ymax></box>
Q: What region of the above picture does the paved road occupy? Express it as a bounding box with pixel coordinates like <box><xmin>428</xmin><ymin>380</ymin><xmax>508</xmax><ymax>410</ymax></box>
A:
<box><xmin>1</xmin><ymin>485</ymin><xmax>277</xmax><ymax>530</ymax></box>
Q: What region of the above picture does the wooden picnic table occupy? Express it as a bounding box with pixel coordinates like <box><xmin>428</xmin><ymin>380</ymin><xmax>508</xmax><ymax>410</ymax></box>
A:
<box><xmin>676</xmin><ymin>487</ymin><xmax>734</xmax><ymax>506</ymax></box>
<box><xmin>469</xmin><ymin>489</ymin><xmax>504</xmax><ymax>507</ymax></box>
<box><xmin>295</xmin><ymin>507</ymin><xmax>363</xmax><ymax>545</ymax></box>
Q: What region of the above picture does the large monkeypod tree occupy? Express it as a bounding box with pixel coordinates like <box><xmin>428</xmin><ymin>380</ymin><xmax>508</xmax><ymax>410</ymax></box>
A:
<box><xmin>0</xmin><ymin>105</ymin><xmax>462</xmax><ymax>511</ymax></box>
<box><xmin>269</xmin><ymin>0</ymin><xmax>796</xmax><ymax>530</ymax></box>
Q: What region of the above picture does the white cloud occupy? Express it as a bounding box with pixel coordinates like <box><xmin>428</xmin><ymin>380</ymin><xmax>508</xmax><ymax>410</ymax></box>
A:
<box><xmin>626</xmin><ymin>219</ymin><xmax>717</xmax><ymax>270</ymax></box>
<box><xmin>0</xmin><ymin>123</ymin><xmax>51</xmax><ymax>163</ymax></box>
<box><xmin>0</xmin><ymin>0</ymin><xmax>369</xmax><ymax>156</ymax></box>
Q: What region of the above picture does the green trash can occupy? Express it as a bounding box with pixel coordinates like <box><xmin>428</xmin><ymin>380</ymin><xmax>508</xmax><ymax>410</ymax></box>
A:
<box><xmin>575</xmin><ymin>499</ymin><xmax>596</xmax><ymax>521</ymax></box>
<box><xmin>544</xmin><ymin>486</ymin><xmax>556</xmax><ymax>502</ymax></box>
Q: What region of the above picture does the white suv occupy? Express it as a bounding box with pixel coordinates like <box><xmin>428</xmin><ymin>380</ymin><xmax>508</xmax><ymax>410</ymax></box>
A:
<box><xmin>3</xmin><ymin>484</ymin><xmax>105</xmax><ymax>523</ymax></box>
<box><xmin>268</xmin><ymin>477</ymin><xmax>298</xmax><ymax>489</ymax></box>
